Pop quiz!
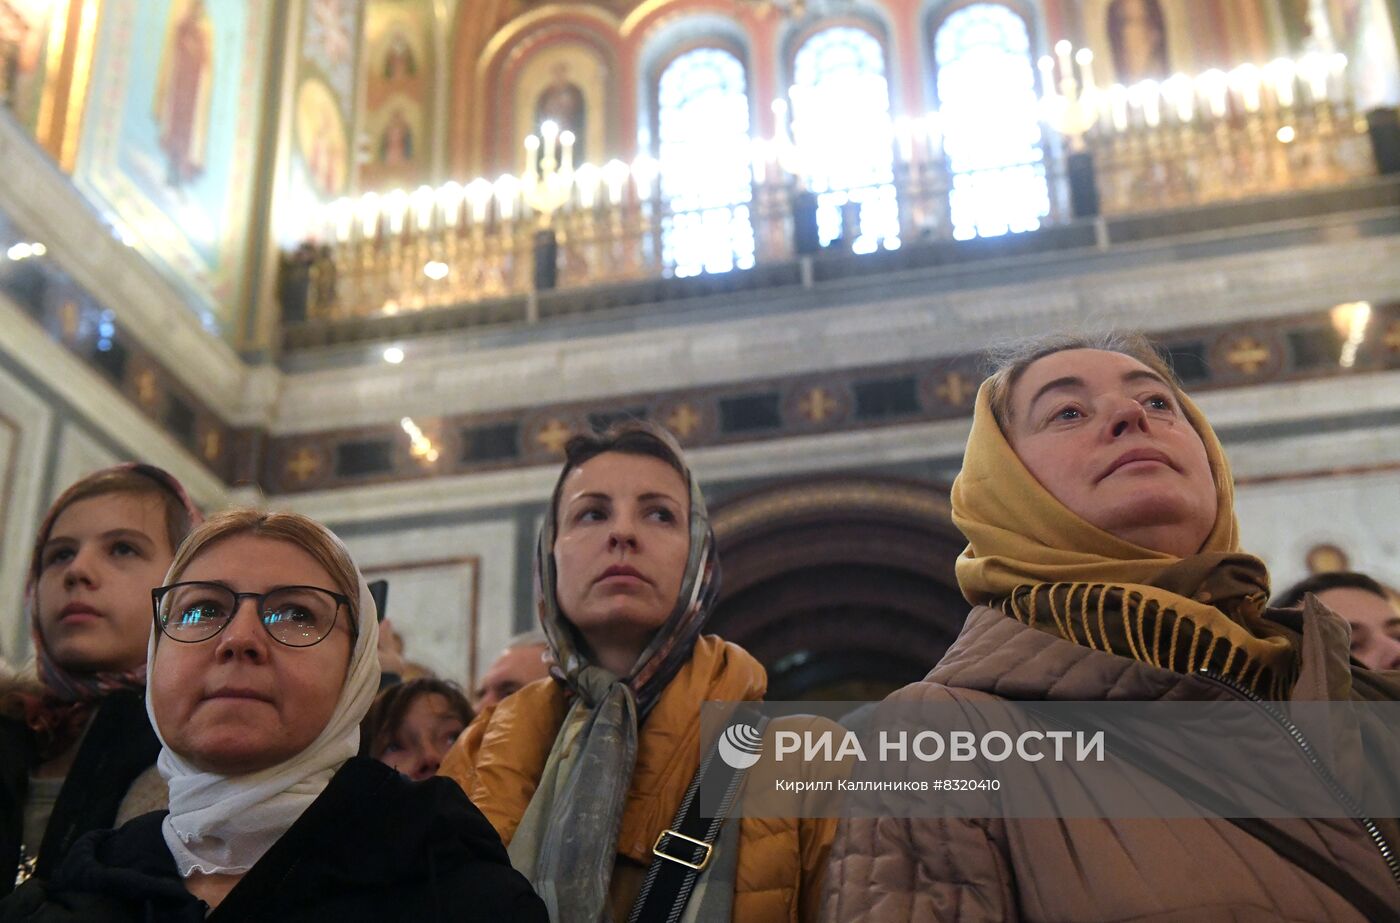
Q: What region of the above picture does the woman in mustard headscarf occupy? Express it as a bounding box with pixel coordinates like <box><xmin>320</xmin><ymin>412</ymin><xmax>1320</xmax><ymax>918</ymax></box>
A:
<box><xmin>821</xmin><ymin>332</ymin><xmax>1400</xmax><ymax>923</ymax></box>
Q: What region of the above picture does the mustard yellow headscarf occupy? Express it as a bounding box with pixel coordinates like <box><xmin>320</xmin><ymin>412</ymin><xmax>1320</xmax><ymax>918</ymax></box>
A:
<box><xmin>951</xmin><ymin>379</ymin><xmax>1297</xmax><ymax>696</ymax></box>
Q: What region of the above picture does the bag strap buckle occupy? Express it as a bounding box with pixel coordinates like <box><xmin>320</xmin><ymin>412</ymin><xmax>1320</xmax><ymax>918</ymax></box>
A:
<box><xmin>652</xmin><ymin>828</ymin><xmax>713</xmax><ymax>871</ymax></box>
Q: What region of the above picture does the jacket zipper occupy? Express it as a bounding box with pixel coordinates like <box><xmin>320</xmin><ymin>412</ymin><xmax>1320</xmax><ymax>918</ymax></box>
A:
<box><xmin>1198</xmin><ymin>669</ymin><xmax>1400</xmax><ymax>891</ymax></box>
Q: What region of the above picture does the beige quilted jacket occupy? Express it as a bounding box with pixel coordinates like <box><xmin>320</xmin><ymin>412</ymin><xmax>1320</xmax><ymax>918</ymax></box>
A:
<box><xmin>821</xmin><ymin>602</ymin><xmax>1400</xmax><ymax>922</ymax></box>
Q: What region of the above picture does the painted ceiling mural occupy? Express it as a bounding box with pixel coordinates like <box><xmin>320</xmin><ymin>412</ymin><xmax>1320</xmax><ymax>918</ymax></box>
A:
<box><xmin>359</xmin><ymin>0</ymin><xmax>436</xmax><ymax>191</ymax></box>
<box><xmin>282</xmin><ymin>0</ymin><xmax>361</xmax><ymax>246</ymax></box>
<box><xmin>71</xmin><ymin>0</ymin><xmax>272</xmax><ymax>333</ymax></box>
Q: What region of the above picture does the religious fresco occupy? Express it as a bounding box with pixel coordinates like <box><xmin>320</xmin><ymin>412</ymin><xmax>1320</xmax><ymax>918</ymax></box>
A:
<box><xmin>73</xmin><ymin>0</ymin><xmax>270</xmax><ymax>331</ymax></box>
<box><xmin>0</xmin><ymin>0</ymin><xmax>57</xmax><ymax>131</ymax></box>
<box><xmin>295</xmin><ymin>78</ymin><xmax>350</xmax><ymax>198</ymax></box>
<box><xmin>512</xmin><ymin>45</ymin><xmax>607</xmax><ymax>173</ymax></box>
<box><xmin>279</xmin><ymin>0</ymin><xmax>359</xmax><ymax>245</ymax></box>
<box><xmin>1106</xmin><ymin>0</ymin><xmax>1169</xmax><ymax>82</ymax></box>
<box><xmin>359</xmin><ymin>0</ymin><xmax>433</xmax><ymax>190</ymax></box>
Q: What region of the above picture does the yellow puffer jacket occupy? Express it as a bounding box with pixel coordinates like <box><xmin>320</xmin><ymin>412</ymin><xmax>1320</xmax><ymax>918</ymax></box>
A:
<box><xmin>439</xmin><ymin>635</ymin><xmax>836</xmax><ymax>922</ymax></box>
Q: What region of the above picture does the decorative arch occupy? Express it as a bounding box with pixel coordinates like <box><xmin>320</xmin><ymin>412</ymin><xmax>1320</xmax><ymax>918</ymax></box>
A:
<box><xmin>471</xmin><ymin>6</ymin><xmax>625</xmax><ymax>174</ymax></box>
<box><xmin>779</xmin><ymin>8</ymin><xmax>893</xmax><ymax>95</ymax></box>
<box><xmin>447</xmin><ymin>0</ymin><xmax>517</xmax><ymax>176</ymax></box>
<box><xmin>632</xmin><ymin>0</ymin><xmax>782</xmax><ymax>136</ymax></box>
<box><xmin>636</xmin><ymin>12</ymin><xmax>755</xmax><ymax>153</ymax></box>
<box><xmin>782</xmin><ymin>22</ymin><xmax>900</xmax><ymax>251</ymax></box>
<box><xmin>708</xmin><ymin>476</ymin><xmax>968</xmax><ymax>700</ymax></box>
<box><xmin>926</xmin><ymin>1</ymin><xmax>1050</xmax><ymax>240</ymax></box>
<box><xmin>652</xmin><ymin>43</ymin><xmax>756</xmax><ymax>277</ymax></box>
<box><xmin>921</xmin><ymin>0</ymin><xmax>1046</xmax><ymax>106</ymax></box>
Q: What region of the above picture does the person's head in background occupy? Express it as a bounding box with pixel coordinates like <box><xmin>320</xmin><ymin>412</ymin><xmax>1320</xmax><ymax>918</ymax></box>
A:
<box><xmin>473</xmin><ymin>631</ymin><xmax>551</xmax><ymax>710</ymax></box>
<box><xmin>361</xmin><ymin>678</ymin><xmax>473</xmax><ymax>780</ymax></box>
<box><xmin>1274</xmin><ymin>571</ymin><xmax>1400</xmax><ymax>671</ymax></box>
<box><xmin>30</xmin><ymin>464</ymin><xmax>201</xmax><ymax>686</ymax></box>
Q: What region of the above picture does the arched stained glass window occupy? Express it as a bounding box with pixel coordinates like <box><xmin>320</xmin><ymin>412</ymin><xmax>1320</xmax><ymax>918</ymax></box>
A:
<box><xmin>933</xmin><ymin>4</ymin><xmax>1049</xmax><ymax>239</ymax></box>
<box><xmin>657</xmin><ymin>47</ymin><xmax>755</xmax><ymax>277</ymax></box>
<box><xmin>790</xmin><ymin>27</ymin><xmax>898</xmax><ymax>253</ymax></box>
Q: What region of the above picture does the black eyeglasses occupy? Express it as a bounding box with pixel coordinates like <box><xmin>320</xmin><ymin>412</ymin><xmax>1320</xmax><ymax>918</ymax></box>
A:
<box><xmin>152</xmin><ymin>582</ymin><xmax>351</xmax><ymax>648</ymax></box>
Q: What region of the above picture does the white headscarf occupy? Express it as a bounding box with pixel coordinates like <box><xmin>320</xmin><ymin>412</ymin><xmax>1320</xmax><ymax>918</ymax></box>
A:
<box><xmin>144</xmin><ymin>564</ymin><xmax>380</xmax><ymax>877</ymax></box>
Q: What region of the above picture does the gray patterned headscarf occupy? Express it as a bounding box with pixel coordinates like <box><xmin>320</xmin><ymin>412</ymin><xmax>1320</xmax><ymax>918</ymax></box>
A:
<box><xmin>509</xmin><ymin>439</ymin><xmax>720</xmax><ymax>923</ymax></box>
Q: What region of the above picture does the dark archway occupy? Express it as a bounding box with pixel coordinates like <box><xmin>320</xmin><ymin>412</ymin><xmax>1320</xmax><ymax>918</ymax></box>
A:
<box><xmin>709</xmin><ymin>475</ymin><xmax>969</xmax><ymax>701</ymax></box>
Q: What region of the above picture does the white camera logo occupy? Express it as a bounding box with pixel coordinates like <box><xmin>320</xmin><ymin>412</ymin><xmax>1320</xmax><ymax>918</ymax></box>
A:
<box><xmin>717</xmin><ymin>723</ymin><xmax>763</xmax><ymax>769</ymax></box>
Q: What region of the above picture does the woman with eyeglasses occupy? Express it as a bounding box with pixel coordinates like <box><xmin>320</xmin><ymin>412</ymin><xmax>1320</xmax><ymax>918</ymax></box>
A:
<box><xmin>1</xmin><ymin>464</ymin><xmax>200</xmax><ymax>897</ymax></box>
<box><xmin>0</xmin><ymin>509</ymin><xmax>546</xmax><ymax>922</ymax></box>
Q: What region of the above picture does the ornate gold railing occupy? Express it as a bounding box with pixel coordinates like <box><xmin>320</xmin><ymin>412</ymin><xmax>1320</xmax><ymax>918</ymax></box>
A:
<box><xmin>279</xmin><ymin>54</ymin><xmax>1383</xmax><ymax>324</ymax></box>
<box><xmin>1077</xmin><ymin>58</ymin><xmax>1375</xmax><ymax>214</ymax></box>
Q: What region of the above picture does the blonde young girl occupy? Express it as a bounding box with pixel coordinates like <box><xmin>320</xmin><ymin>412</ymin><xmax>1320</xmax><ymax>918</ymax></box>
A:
<box><xmin>1</xmin><ymin>464</ymin><xmax>200</xmax><ymax>894</ymax></box>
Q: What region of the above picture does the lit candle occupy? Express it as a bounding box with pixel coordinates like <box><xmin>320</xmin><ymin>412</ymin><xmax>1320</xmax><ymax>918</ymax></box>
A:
<box><xmin>559</xmin><ymin>130</ymin><xmax>576</xmax><ymax>175</ymax></box>
<box><xmin>436</xmin><ymin>181</ymin><xmax>463</xmax><ymax>227</ymax></box>
<box><xmin>1230</xmin><ymin>63</ymin><xmax>1262</xmax><ymax>114</ymax></box>
<box><xmin>524</xmin><ymin>134</ymin><xmax>540</xmax><ymax>180</ymax></box>
<box><xmin>1266</xmin><ymin>58</ymin><xmax>1297</xmax><ymax>109</ymax></box>
<box><xmin>331</xmin><ymin>198</ymin><xmax>354</xmax><ymax>242</ymax></box>
<box><xmin>384</xmin><ymin>189</ymin><xmax>408</xmax><ymax>235</ymax></box>
<box><xmin>575</xmin><ymin>163</ymin><xmax>600</xmax><ymax>208</ymax></box>
<box><xmin>539</xmin><ymin>120</ymin><xmax>559</xmax><ymax>171</ymax></box>
<box><xmin>1075</xmin><ymin>47</ymin><xmax>1099</xmax><ymax>100</ymax></box>
<box><xmin>1108</xmin><ymin>83</ymin><xmax>1130</xmax><ymax>132</ymax></box>
<box><xmin>1163</xmin><ymin>73</ymin><xmax>1194</xmax><ymax>123</ymax></box>
<box><xmin>1054</xmin><ymin>40</ymin><xmax>1074</xmax><ymax>97</ymax></box>
<box><xmin>602</xmin><ymin>159</ymin><xmax>629</xmax><ymax>206</ymax></box>
<box><xmin>1198</xmin><ymin>69</ymin><xmax>1229</xmax><ymax>119</ymax></box>
<box><xmin>358</xmin><ymin>192</ymin><xmax>380</xmax><ymax>239</ymax></box>
<box><xmin>412</xmin><ymin>185</ymin><xmax>435</xmax><ymax>231</ymax></box>
<box><xmin>466</xmin><ymin>178</ymin><xmax>493</xmax><ymax>224</ymax></box>
<box><xmin>1133</xmin><ymin>80</ymin><xmax>1161</xmax><ymax>127</ymax></box>
<box><xmin>494</xmin><ymin>174</ymin><xmax>519</xmax><ymax>221</ymax></box>
<box><xmin>1300</xmin><ymin>52</ymin><xmax>1329</xmax><ymax>104</ymax></box>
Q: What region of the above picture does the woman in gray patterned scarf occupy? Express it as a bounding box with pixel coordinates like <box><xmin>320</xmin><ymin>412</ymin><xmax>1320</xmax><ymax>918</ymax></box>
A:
<box><xmin>440</xmin><ymin>420</ymin><xmax>837</xmax><ymax>923</ymax></box>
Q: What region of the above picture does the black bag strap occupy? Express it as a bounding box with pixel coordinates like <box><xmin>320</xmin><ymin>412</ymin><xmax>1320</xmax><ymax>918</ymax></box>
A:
<box><xmin>628</xmin><ymin>705</ymin><xmax>767</xmax><ymax>923</ymax></box>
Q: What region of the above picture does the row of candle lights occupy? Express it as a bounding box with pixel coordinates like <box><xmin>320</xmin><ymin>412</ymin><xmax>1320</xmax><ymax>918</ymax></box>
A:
<box><xmin>315</xmin><ymin>49</ymin><xmax>1353</xmax><ymax>244</ymax></box>
<box><xmin>320</xmin><ymin>121</ymin><xmax>664</xmax><ymax>243</ymax></box>
<box><xmin>1041</xmin><ymin>43</ymin><xmax>1351</xmax><ymax>137</ymax></box>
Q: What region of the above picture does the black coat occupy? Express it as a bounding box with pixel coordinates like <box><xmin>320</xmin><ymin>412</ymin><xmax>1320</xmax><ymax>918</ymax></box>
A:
<box><xmin>0</xmin><ymin>757</ymin><xmax>547</xmax><ymax>922</ymax></box>
<box><xmin>0</xmin><ymin>692</ymin><xmax>159</xmax><ymax>898</ymax></box>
